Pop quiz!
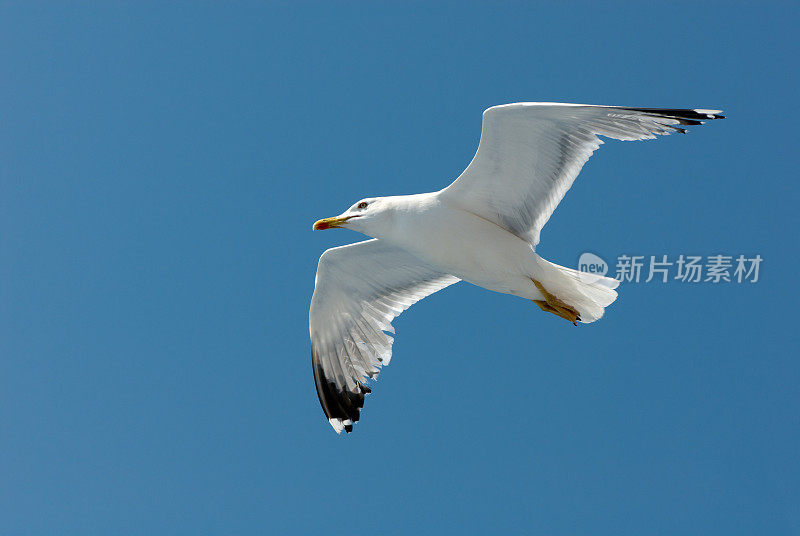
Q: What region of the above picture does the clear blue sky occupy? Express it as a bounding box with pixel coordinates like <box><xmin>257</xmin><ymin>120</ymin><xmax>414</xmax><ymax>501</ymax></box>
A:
<box><xmin>1</xmin><ymin>2</ymin><xmax>798</xmax><ymax>534</ymax></box>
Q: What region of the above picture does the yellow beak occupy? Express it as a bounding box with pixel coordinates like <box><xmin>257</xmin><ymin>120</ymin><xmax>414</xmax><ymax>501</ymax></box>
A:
<box><xmin>312</xmin><ymin>215</ymin><xmax>355</xmax><ymax>230</ymax></box>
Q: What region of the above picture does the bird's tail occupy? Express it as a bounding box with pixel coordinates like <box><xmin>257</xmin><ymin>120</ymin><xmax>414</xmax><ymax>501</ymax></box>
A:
<box><xmin>533</xmin><ymin>255</ymin><xmax>620</xmax><ymax>323</ymax></box>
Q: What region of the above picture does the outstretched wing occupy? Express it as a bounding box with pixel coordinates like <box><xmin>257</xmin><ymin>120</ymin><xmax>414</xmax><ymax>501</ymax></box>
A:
<box><xmin>309</xmin><ymin>239</ymin><xmax>459</xmax><ymax>433</ymax></box>
<box><xmin>441</xmin><ymin>103</ymin><xmax>724</xmax><ymax>245</ymax></box>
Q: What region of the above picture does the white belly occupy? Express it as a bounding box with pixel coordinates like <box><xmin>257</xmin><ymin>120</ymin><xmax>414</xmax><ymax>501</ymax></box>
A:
<box><xmin>384</xmin><ymin>201</ymin><xmax>542</xmax><ymax>299</ymax></box>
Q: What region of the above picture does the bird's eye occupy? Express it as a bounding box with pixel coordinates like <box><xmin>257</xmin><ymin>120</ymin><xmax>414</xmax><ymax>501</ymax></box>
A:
<box><xmin>357</xmin><ymin>202</ymin><xmax>368</xmax><ymax>209</ymax></box>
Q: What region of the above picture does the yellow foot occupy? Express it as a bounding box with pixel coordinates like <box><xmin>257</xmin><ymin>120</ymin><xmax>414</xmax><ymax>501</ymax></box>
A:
<box><xmin>531</xmin><ymin>279</ymin><xmax>581</xmax><ymax>326</ymax></box>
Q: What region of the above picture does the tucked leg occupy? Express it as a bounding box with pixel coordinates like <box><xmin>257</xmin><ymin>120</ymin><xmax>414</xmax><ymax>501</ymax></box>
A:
<box><xmin>531</xmin><ymin>279</ymin><xmax>581</xmax><ymax>325</ymax></box>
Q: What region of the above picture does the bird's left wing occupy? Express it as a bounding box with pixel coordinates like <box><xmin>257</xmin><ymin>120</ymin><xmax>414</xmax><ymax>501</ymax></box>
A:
<box><xmin>310</xmin><ymin>239</ymin><xmax>459</xmax><ymax>433</ymax></box>
<box><xmin>440</xmin><ymin>103</ymin><xmax>724</xmax><ymax>245</ymax></box>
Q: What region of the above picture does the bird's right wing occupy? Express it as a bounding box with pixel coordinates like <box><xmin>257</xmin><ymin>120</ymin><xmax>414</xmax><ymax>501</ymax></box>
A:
<box><xmin>310</xmin><ymin>239</ymin><xmax>459</xmax><ymax>433</ymax></box>
<box><xmin>440</xmin><ymin>103</ymin><xmax>724</xmax><ymax>245</ymax></box>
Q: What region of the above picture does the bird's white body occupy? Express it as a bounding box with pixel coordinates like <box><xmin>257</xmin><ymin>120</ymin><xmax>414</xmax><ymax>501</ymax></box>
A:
<box><xmin>308</xmin><ymin>103</ymin><xmax>724</xmax><ymax>433</ymax></box>
<box><xmin>369</xmin><ymin>192</ymin><xmax>544</xmax><ymax>300</ymax></box>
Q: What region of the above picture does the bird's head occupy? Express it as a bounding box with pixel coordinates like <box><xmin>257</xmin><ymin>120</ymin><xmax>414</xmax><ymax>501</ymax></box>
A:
<box><xmin>312</xmin><ymin>197</ymin><xmax>391</xmax><ymax>236</ymax></box>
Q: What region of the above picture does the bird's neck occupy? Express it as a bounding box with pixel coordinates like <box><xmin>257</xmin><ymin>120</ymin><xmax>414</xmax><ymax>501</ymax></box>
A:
<box><xmin>363</xmin><ymin>192</ymin><xmax>441</xmax><ymax>244</ymax></box>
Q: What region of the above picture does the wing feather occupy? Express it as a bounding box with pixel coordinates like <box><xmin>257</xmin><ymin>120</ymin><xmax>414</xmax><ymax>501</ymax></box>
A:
<box><xmin>441</xmin><ymin>103</ymin><xmax>724</xmax><ymax>245</ymax></box>
<box><xmin>310</xmin><ymin>239</ymin><xmax>459</xmax><ymax>433</ymax></box>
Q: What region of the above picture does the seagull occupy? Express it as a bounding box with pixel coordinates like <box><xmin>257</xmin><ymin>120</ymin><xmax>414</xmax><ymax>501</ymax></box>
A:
<box><xmin>310</xmin><ymin>103</ymin><xmax>723</xmax><ymax>433</ymax></box>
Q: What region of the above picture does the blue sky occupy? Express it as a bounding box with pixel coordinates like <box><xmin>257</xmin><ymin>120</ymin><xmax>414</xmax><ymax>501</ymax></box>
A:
<box><xmin>1</xmin><ymin>2</ymin><xmax>798</xmax><ymax>534</ymax></box>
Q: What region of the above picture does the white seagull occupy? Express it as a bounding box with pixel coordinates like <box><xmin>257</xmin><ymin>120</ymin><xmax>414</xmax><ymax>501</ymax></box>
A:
<box><xmin>310</xmin><ymin>103</ymin><xmax>723</xmax><ymax>433</ymax></box>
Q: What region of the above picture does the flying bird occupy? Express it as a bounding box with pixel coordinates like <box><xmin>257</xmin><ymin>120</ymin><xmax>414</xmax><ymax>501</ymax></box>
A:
<box><xmin>309</xmin><ymin>102</ymin><xmax>723</xmax><ymax>433</ymax></box>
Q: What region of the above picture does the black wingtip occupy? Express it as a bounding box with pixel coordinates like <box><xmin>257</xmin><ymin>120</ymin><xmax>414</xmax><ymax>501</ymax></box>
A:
<box><xmin>622</xmin><ymin>107</ymin><xmax>725</xmax><ymax>123</ymax></box>
<box><xmin>311</xmin><ymin>343</ymin><xmax>370</xmax><ymax>433</ymax></box>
